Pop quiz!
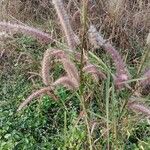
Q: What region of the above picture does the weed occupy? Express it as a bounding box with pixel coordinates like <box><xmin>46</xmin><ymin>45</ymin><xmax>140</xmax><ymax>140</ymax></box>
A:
<box><xmin>0</xmin><ymin>0</ymin><xmax>150</xmax><ymax>149</ymax></box>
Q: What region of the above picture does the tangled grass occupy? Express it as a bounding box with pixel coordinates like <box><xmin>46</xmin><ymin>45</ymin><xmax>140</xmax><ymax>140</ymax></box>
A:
<box><xmin>0</xmin><ymin>0</ymin><xmax>150</xmax><ymax>149</ymax></box>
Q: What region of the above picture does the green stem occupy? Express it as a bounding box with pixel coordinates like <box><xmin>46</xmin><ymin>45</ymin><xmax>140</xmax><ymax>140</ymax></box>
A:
<box><xmin>80</xmin><ymin>0</ymin><xmax>88</xmax><ymax>93</ymax></box>
<box><xmin>137</xmin><ymin>46</ymin><xmax>150</xmax><ymax>75</ymax></box>
<box><xmin>105</xmin><ymin>73</ymin><xmax>111</xmax><ymax>150</ymax></box>
<box><xmin>79</xmin><ymin>1</ymin><xmax>92</xmax><ymax>149</ymax></box>
<box><xmin>80</xmin><ymin>95</ymin><xmax>92</xmax><ymax>150</ymax></box>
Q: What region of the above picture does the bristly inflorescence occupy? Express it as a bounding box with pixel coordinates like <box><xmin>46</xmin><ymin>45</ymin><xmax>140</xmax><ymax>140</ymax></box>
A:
<box><xmin>88</xmin><ymin>25</ymin><xmax>129</xmax><ymax>89</ymax></box>
<box><xmin>1</xmin><ymin>0</ymin><xmax>148</xmax><ymax>117</ymax></box>
<box><xmin>52</xmin><ymin>76</ymin><xmax>79</xmax><ymax>90</ymax></box>
<box><xmin>139</xmin><ymin>69</ymin><xmax>150</xmax><ymax>95</ymax></box>
<box><xmin>41</xmin><ymin>48</ymin><xmax>66</xmax><ymax>86</ymax></box>
<box><xmin>18</xmin><ymin>48</ymin><xmax>80</xmax><ymax>111</ymax></box>
<box><xmin>127</xmin><ymin>100</ymin><xmax>150</xmax><ymax>117</ymax></box>
<box><xmin>140</xmin><ymin>69</ymin><xmax>150</xmax><ymax>86</ymax></box>
<box><xmin>17</xmin><ymin>87</ymin><xmax>53</xmax><ymax>111</ymax></box>
<box><xmin>83</xmin><ymin>63</ymin><xmax>106</xmax><ymax>81</ymax></box>
<box><xmin>52</xmin><ymin>0</ymin><xmax>80</xmax><ymax>50</ymax></box>
<box><xmin>0</xmin><ymin>22</ymin><xmax>52</xmax><ymax>44</ymax></box>
<box><xmin>60</xmin><ymin>58</ymin><xmax>80</xmax><ymax>85</ymax></box>
<box><xmin>18</xmin><ymin>47</ymin><xmax>107</xmax><ymax>111</ymax></box>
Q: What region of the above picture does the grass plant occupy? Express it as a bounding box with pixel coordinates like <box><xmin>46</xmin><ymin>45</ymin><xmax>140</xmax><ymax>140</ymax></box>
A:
<box><xmin>0</xmin><ymin>0</ymin><xmax>150</xmax><ymax>149</ymax></box>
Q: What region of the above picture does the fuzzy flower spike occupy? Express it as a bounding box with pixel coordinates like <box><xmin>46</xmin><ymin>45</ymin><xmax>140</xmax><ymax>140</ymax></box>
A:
<box><xmin>0</xmin><ymin>22</ymin><xmax>52</xmax><ymax>44</ymax></box>
<box><xmin>127</xmin><ymin>97</ymin><xmax>150</xmax><ymax>117</ymax></box>
<box><xmin>139</xmin><ymin>69</ymin><xmax>150</xmax><ymax>95</ymax></box>
<box><xmin>52</xmin><ymin>0</ymin><xmax>80</xmax><ymax>50</ymax></box>
<box><xmin>88</xmin><ymin>25</ymin><xmax>129</xmax><ymax>89</ymax></box>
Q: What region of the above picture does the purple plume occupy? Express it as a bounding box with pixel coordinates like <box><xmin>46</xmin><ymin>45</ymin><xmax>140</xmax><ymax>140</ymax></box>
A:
<box><xmin>88</xmin><ymin>25</ymin><xmax>129</xmax><ymax>89</ymax></box>
<box><xmin>0</xmin><ymin>22</ymin><xmax>52</xmax><ymax>44</ymax></box>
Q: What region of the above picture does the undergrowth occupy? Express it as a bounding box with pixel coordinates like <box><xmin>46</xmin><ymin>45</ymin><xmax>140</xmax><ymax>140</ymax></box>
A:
<box><xmin>0</xmin><ymin>0</ymin><xmax>150</xmax><ymax>149</ymax></box>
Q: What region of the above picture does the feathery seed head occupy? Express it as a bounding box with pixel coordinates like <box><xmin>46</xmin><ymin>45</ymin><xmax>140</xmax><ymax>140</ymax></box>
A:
<box><xmin>127</xmin><ymin>100</ymin><xmax>150</xmax><ymax>117</ymax></box>
<box><xmin>140</xmin><ymin>69</ymin><xmax>150</xmax><ymax>85</ymax></box>
<box><xmin>83</xmin><ymin>64</ymin><xmax>106</xmax><ymax>81</ymax></box>
<box><xmin>0</xmin><ymin>22</ymin><xmax>52</xmax><ymax>44</ymax></box>
<box><xmin>52</xmin><ymin>0</ymin><xmax>79</xmax><ymax>50</ymax></box>
<box><xmin>41</xmin><ymin>48</ymin><xmax>67</xmax><ymax>85</ymax></box>
<box><xmin>60</xmin><ymin>58</ymin><xmax>80</xmax><ymax>83</ymax></box>
<box><xmin>140</xmin><ymin>69</ymin><xmax>150</xmax><ymax>95</ymax></box>
<box><xmin>88</xmin><ymin>25</ymin><xmax>106</xmax><ymax>48</ymax></box>
<box><xmin>52</xmin><ymin>76</ymin><xmax>79</xmax><ymax>90</ymax></box>
<box><xmin>88</xmin><ymin>25</ymin><xmax>129</xmax><ymax>89</ymax></box>
<box><xmin>17</xmin><ymin>87</ymin><xmax>52</xmax><ymax>111</ymax></box>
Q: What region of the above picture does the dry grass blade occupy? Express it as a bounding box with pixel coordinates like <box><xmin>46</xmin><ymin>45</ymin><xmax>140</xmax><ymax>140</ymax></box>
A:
<box><xmin>17</xmin><ymin>87</ymin><xmax>52</xmax><ymax>111</ymax></box>
<box><xmin>88</xmin><ymin>25</ymin><xmax>129</xmax><ymax>89</ymax></box>
<box><xmin>52</xmin><ymin>76</ymin><xmax>79</xmax><ymax>90</ymax></box>
<box><xmin>146</xmin><ymin>32</ymin><xmax>150</xmax><ymax>46</ymax></box>
<box><xmin>0</xmin><ymin>22</ymin><xmax>52</xmax><ymax>44</ymax></box>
